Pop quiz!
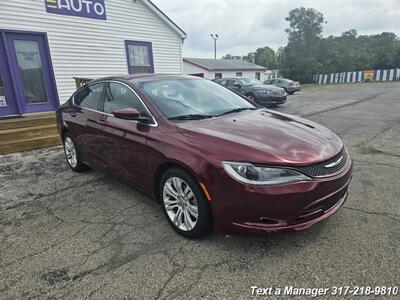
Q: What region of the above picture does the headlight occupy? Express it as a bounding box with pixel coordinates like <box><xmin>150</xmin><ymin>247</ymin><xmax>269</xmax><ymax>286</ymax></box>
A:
<box><xmin>222</xmin><ymin>161</ymin><xmax>312</xmax><ymax>185</ymax></box>
<box><xmin>258</xmin><ymin>89</ymin><xmax>271</xmax><ymax>94</ymax></box>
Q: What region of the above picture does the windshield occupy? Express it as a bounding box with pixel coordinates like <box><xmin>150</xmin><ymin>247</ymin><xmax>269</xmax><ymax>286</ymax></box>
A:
<box><xmin>137</xmin><ymin>78</ymin><xmax>255</xmax><ymax>120</ymax></box>
<box><xmin>237</xmin><ymin>78</ymin><xmax>263</xmax><ymax>86</ymax></box>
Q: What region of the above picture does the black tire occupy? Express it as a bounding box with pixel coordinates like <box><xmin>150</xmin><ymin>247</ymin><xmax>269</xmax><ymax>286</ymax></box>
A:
<box><xmin>246</xmin><ymin>93</ymin><xmax>257</xmax><ymax>103</ymax></box>
<box><xmin>288</xmin><ymin>91</ymin><xmax>294</xmax><ymax>95</ymax></box>
<box><xmin>63</xmin><ymin>133</ymin><xmax>89</xmax><ymax>172</ymax></box>
<box><xmin>159</xmin><ymin>168</ymin><xmax>212</xmax><ymax>238</ymax></box>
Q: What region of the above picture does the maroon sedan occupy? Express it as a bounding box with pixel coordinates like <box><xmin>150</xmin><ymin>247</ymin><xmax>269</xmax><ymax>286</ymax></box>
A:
<box><xmin>56</xmin><ymin>74</ymin><xmax>352</xmax><ymax>238</ymax></box>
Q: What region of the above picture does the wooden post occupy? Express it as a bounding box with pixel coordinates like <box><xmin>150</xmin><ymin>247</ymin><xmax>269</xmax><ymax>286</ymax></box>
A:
<box><xmin>73</xmin><ymin>77</ymin><xmax>93</xmax><ymax>89</ymax></box>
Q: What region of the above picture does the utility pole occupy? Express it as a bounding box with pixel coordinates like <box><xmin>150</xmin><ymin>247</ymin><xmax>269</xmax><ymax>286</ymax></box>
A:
<box><xmin>210</xmin><ymin>34</ymin><xmax>218</xmax><ymax>59</ymax></box>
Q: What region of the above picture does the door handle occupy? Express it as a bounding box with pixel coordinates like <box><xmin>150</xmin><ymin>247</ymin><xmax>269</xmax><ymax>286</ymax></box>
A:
<box><xmin>96</xmin><ymin>119</ymin><xmax>107</xmax><ymax>125</ymax></box>
<box><xmin>70</xmin><ymin>112</ymin><xmax>77</xmax><ymax>117</ymax></box>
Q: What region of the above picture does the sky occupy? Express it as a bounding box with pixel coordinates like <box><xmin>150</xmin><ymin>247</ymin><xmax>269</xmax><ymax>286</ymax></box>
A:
<box><xmin>152</xmin><ymin>0</ymin><xmax>400</xmax><ymax>58</ymax></box>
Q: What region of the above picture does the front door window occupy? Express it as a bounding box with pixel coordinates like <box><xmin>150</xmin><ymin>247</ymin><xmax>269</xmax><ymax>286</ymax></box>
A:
<box><xmin>14</xmin><ymin>40</ymin><xmax>48</xmax><ymax>104</ymax></box>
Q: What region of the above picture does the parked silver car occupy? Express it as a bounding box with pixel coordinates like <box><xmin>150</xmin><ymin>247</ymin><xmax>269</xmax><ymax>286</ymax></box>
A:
<box><xmin>264</xmin><ymin>78</ymin><xmax>301</xmax><ymax>95</ymax></box>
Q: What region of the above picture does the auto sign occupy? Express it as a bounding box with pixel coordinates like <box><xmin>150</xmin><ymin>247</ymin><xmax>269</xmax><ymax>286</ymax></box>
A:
<box><xmin>45</xmin><ymin>0</ymin><xmax>107</xmax><ymax>20</ymax></box>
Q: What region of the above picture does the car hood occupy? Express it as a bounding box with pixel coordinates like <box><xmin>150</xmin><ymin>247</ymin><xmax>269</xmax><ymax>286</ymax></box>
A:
<box><xmin>249</xmin><ymin>84</ymin><xmax>282</xmax><ymax>91</ymax></box>
<box><xmin>175</xmin><ymin>109</ymin><xmax>343</xmax><ymax>166</ymax></box>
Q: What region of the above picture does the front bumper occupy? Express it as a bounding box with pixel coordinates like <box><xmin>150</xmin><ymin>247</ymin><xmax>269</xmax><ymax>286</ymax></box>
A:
<box><xmin>206</xmin><ymin>157</ymin><xmax>352</xmax><ymax>235</ymax></box>
<box><xmin>288</xmin><ymin>87</ymin><xmax>301</xmax><ymax>93</ymax></box>
<box><xmin>255</xmin><ymin>94</ymin><xmax>287</xmax><ymax>106</ymax></box>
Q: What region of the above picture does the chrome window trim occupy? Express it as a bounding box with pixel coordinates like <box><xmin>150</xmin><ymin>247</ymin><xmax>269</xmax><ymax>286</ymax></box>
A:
<box><xmin>72</xmin><ymin>80</ymin><xmax>158</xmax><ymax>127</ymax></box>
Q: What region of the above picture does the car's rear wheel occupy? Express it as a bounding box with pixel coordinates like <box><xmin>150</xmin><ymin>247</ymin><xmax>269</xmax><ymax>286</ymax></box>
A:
<box><xmin>63</xmin><ymin>134</ymin><xmax>89</xmax><ymax>172</ymax></box>
<box><xmin>160</xmin><ymin>168</ymin><xmax>212</xmax><ymax>238</ymax></box>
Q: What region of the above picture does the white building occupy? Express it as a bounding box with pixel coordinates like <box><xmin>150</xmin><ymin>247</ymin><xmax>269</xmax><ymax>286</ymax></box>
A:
<box><xmin>0</xmin><ymin>0</ymin><xmax>186</xmax><ymax>117</ymax></box>
<box><xmin>183</xmin><ymin>58</ymin><xmax>267</xmax><ymax>81</ymax></box>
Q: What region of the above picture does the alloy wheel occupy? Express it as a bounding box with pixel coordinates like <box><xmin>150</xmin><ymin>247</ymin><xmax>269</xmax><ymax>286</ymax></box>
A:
<box><xmin>64</xmin><ymin>137</ymin><xmax>78</xmax><ymax>168</ymax></box>
<box><xmin>163</xmin><ymin>177</ymin><xmax>198</xmax><ymax>231</ymax></box>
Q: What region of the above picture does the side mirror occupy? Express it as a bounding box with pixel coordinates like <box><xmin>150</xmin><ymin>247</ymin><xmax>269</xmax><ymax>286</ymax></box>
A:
<box><xmin>112</xmin><ymin>108</ymin><xmax>151</xmax><ymax>123</ymax></box>
<box><xmin>233</xmin><ymin>83</ymin><xmax>241</xmax><ymax>89</ymax></box>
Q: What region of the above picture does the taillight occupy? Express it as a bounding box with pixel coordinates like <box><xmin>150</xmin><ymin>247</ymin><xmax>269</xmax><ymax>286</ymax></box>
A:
<box><xmin>289</xmin><ymin>83</ymin><xmax>294</xmax><ymax>87</ymax></box>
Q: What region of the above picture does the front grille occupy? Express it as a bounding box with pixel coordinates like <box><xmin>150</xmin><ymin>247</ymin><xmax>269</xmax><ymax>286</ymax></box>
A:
<box><xmin>296</xmin><ymin>148</ymin><xmax>348</xmax><ymax>177</ymax></box>
<box><xmin>296</xmin><ymin>187</ymin><xmax>347</xmax><ymax>221</ymax></box>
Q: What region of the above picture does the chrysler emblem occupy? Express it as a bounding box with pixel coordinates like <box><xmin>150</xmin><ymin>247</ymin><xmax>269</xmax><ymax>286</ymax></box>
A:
<box><xmin>324</xmin><ymin>156</ymin><xmax>344</xmax><ymax>168</ymax></box>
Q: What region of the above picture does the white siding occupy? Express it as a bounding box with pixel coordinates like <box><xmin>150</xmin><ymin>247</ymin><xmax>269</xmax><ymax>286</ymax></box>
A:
<box><xmin>183</xmin><ymin>62</ymin><xmax>211</xmax><ymax>78</ymax></box>
<box><xmin>0</xmin><ymin>0</ymin><xmax>183</xmax><ymax>103</ymax></box>
<box><xmin>183</xmin><ymin>61</ymin><xmax>265</xmax><ymax>81</ymax></box>
<box><xmin>216</xmin><ymin>70</ymin><xmax>265</xmax><ymax>82</ymax></box>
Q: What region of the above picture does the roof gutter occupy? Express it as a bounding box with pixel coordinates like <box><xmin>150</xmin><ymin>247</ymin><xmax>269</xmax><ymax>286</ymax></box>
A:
<box><xmin>142</xmin><ymin>0</ymin><xmax>187</xmax><ymax>40</ymax></box>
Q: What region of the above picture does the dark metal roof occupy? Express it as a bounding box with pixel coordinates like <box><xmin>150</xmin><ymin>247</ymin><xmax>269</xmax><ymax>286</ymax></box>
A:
<box><xmin>184</xmin><ymin>58</ymin><xmax>267</xmax><ymax>71</ymax></box>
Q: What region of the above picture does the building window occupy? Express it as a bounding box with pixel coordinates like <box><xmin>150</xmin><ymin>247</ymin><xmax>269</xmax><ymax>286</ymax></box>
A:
<box><xmin>215</xmin><ymin>73</ymin><xmax>222</xmax><ymax>79</ymax></box>
<box><xmin>236</xmin><ymin>72</ymin><xmax>242</xmax><ymax>77</ymax></box>
<box><xmin>125</xmin><ymin>41</ymin><xmax>154</xmax><ymax>74</ymax></box>
<box><xmin>255</xmin><ymin>72</ymin><xmax>260</xmax><ymax>80</ymax></box>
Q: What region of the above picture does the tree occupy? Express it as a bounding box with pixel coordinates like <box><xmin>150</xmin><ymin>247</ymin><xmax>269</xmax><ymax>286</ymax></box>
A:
<box><xmin>280</xmin><ymin>7</ymin><xmax>326</xmax><ymax>82</ymax></box>
<box><xmin>227</xmin><ymin>7</ymin><xmax>400</xmax><ymax>80</ymax></box>
<box><xmin>254</xmin><ymin>47</ymin><xmax>277</xmax><ymax>69</ymax></box>
<box><xmin>285</xmin><ymin>7</ymin><xmax>325</xmax><ymax>44</ymax></box>
<box><xmin>222</xmin><ymin>54</ymin><xmax>233</xmax><ymax>59</ymax></box>
<box><xmin>221</xmin><ymin>54</ymin><xmax>241</xmax><ymax>60</ymax></box>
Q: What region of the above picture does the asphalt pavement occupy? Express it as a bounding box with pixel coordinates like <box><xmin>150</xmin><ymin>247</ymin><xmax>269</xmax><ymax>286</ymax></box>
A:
<box><xmin>1</xmin><ymin>82</ymin><xmax>399</xmax><ymax>299</ymax></box>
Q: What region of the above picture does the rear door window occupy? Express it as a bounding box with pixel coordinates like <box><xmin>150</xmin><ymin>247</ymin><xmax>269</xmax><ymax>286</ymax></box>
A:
<box><xmin>217</xmin><ymin>79</ymin><xmax>227</xmax><ymax>86</ymax></box>
<box><xmin>74</xmin><ymin>83</ymin><xmax>104</xmax><ymax>110</ymax></box>
<box><xmin>226</xmin><ymin>79</ymin><xmax>238</xmax><ymax>87</ymax></box>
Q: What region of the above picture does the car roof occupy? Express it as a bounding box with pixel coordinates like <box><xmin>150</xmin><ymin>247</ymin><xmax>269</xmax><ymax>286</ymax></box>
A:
<box><xmin>90</xmin><ymin>74</ymin><xmax>200</xmax><ymax>84</ymax></box>
<box><xmin>217</xmin><ymin>77</ymin><xmax>241</xmax><ymax>81</ymax></box>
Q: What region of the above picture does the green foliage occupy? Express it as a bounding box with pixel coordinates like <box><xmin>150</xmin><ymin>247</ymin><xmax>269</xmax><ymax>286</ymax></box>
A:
<box><xmin>285</xmin><ymin>7</ymin><xmax>325</xmax><ymax>43</ymax></box>
<box><xmin>280</xmin><ymin>7</ymin><xmax>325</xmax><ymax>83</ymax></box>
<box><xmin>280</xmin><ymin>7</ymin><xmax>400</xmax><ymax>82</ymax></box>
<box><xmin>223</xmin><ymin>7</ymin><xmax>400</xmax><ymax>83</ymax></box>
<box><xmin>223</xmin><ymin>48</ymin><xmax>277</xmax><ymax>69</ymax></box>
<box><xmin>253</xmin><ymin>47</ymin><xmax>277</xmax><ymax>69</ymax></box>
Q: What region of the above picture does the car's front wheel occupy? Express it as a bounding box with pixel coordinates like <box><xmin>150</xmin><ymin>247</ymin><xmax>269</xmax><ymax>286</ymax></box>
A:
<box><xmin>63</xmin><ymin>134</ymin><xmax>89</xmax><ymax>172</ymax></box>
<box><xmin>160</xmin><ymin>168</ymin><xmax>212</xmax><ymax>238</ymax></box>
<box><xmin>246</xmin><ymin>93</ymin><xmax>256</xmax><ymax>102</ymax></box>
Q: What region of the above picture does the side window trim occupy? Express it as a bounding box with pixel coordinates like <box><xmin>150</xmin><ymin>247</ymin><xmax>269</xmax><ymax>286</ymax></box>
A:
<box><xmin>72</xmin><ymin>80</ymin><xmax>158</xmax><ymax>127</ymax></box>
<box><xmin>99</xmin><ymin>82</ymin><xmax>107</xmax><ymax>112</ymax></box>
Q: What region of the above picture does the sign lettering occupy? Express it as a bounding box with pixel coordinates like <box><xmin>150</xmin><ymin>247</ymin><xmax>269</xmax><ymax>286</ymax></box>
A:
<box><xmin>45</xmin><ymin>0</ymin><xmax>106</xmax><ymax>20</ymax></box>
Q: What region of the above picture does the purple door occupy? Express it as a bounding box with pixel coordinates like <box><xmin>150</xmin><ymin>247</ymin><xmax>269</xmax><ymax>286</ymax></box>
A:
<box><xmin>0</xmin><ymin>31</ymin><xmax>58</xmax><ymax>116</ymax></box>
<box><xmin>0</xmin><ymin>33</ymin><xmax>19</xmax><ymax>116</ymax></box>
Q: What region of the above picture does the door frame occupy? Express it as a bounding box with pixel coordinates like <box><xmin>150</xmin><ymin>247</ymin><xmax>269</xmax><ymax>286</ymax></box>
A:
<box><xmin>0</xmin><ymin>29</ymin><xmax>59</xmax><ymax>117</ymax></box>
